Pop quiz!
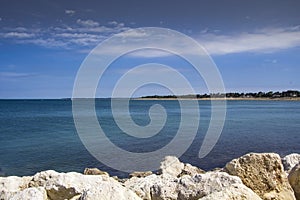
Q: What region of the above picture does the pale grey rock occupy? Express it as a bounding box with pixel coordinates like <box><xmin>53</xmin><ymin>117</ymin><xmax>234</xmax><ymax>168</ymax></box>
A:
<box><xmin>125</xmin><ymin>174</ymin><xmax>172</xmax><ymax>200</ymax></box>
<box><xmin>288</xmin><ymin>162</ymin><xmax>300</xmax><ymax>200</ymax></box>
<box><xmin>199</xmin><ymin>183</ymin><xmax>262</xmax><ymax>200</ymax></box>
<box><xmin>225</xmin><ymin>153</ymin><xmax>296</xmax><ymax>200</ymax></box>
<box><xmin>176</xmin><ymin>172</ymin><xmax>244</xmax><ymax>199</ymax></box>
<box><xmin>0</xmin><ymin>176</ymin><xmax>31</xmax><ymax>199</ymax></box>
<box><xmin>283</xmin><ymin>153</ymin><xmax>300</xmax><ymax>172</ymax></box>
<box><xmin>31</xmin><ymin>170</ymin><xmax>141</xmax><ymax>200</ymax></box>
<box><xmin>159</xmin><ymin>156</ymin><xmax>184</xmax><ymax>177</ymax></box>
<box><xmin>151</xmin><ymin>172</ymin><xmax>251</xmax><ymax>200</ymax></box>
<box><xmin>10</xmin><ymin>187</ymin><xmax>47</xmax><ymax>200</ymax></box>
<box><xmin>179</xmin><ymin>163</ymin><xmax>205</xmax><ymax>177</ymax></box>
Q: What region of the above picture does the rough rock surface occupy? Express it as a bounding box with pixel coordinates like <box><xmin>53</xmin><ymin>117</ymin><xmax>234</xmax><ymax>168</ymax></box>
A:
<box><xmin>1</xmin><ymin>153</ymin><xmax>300</xmax><ymax>200</ymax></box>
<box><xmin>199</xmin><ymin>183</ymin><xmax>262</xmax><ymax>200</ymax></box>
<box><xmin>10</xmin><ymin>187</ymin><xmax>47</xmax><ymax>200</ymax></box>
<box><xmin>153</xmin><ymin>172</ymin><xmax>250</xmax><ymax>200</ymax></box>
<box><xmin>125</xmin><ymin>169</ymin><xmax>258</xmax><ymax>200</ymax></box>
<box><xmin>288</xmin><ymin>162</ymin><xmax>300</xmax><ymax>200</ymax></box>
<box><xmin>225</xmin><ymin>152</ymin><xmax>296</xmax><ymax>200</ymax></box>
<box><xmin>283</xmin><ymin>153</ymin><xmax>300</xmax><ymax>172</ymax></box>
<box><xmin>125</xmin><ymin>174</ymin><xmax>164</xmax><ymax>200</ymax></box>
<box><xmin>83</xmin><ymin>167</ymin><xmax>109</xmax><ymax>176</ymax></box>
<box><xmin>129</xmin><ymin>171</ymin><xmax>153</xmax><ymax>178</ymax></box>
<box><xmin>180</xmin><ymin>163</ymin><xmax>205</xmax><ymax>177</ymax></box>
<box><xmin>159</xmin><ymin>156</ymin><xmax>184</xmax><ymax>177</ymax></box>
<box><xmin>0</xmin><ymin>176</ymin><xmax>32</xmax><ymax>199</ymax></box>
<box><xmin>30</xmin><ymin>170</ymin><xmax>141</xmax><ymax>200</ymax></box>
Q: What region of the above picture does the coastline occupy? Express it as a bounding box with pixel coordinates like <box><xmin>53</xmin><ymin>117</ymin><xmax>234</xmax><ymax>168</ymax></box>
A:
<box><xmin>134</xmin><ymin>97</ymin><xmax>300</xmax><ymax>101</ymax></box>
<box><xmin>1</xmin><ymin>152</ymin><xmax>299</xmax><ymax>200</ymax></box>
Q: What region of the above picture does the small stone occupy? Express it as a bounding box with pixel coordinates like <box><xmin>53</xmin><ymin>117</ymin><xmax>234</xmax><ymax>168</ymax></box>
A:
<box><xmin>159</xmin><ymin>156</ymin><xmax>184</xmax><ymax>177</ymax></box>
<box><xmin>179</xmin><ymin>163</ymin><xmax>205</xmax><ymax>177</ymax></box>
<box><xmin>129</xmin><ymin>171</ymin><xmax>153</xmax><ymax>178</ymax></box>
<box><xmin>83</xmin><ymin>167</ymin><xmax>109</xmax><ymax>176</ymax></box>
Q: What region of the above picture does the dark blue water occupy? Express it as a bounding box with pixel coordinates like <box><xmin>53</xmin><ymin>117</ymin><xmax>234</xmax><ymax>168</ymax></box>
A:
<box><xmin>0</xmin><ymin>99</ymin><xmax>299</xmax><ymax>177</ymax></box>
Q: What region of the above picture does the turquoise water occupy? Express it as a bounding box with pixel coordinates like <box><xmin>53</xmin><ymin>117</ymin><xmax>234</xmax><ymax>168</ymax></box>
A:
<box><xmin>0</xmin><ymin>99</ymin><xmax>299</xmax><ymax>177</ymax></box>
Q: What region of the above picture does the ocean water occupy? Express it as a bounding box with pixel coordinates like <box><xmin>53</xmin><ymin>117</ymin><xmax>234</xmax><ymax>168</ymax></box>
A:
<box><xmin>0</xmin><ymin>99</ymin><xmax>299</xmax><ymax>177</ymax></box>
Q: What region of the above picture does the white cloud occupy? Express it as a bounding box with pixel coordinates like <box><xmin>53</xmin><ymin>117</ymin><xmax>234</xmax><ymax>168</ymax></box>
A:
<box><xmin>199</xmin><ymin>26</ymin><xmax>300</xmax><ymax>55</ymax></box>
<box><xmin>76</xmin><ymin>19</ymin><xmax>99</xmax><ymax>27</ymax></box>
<box><xmin>2</xmin><ymin>32</ymin><xmax>35</xmax><ymax>38</ymax></box>
<box><xmin>65</xmin><ymin>10</ymin><xmax>75</xmax><ymax>15</ymax></box>
<box><xmin>1</xmin><ymin>22</ymin><xmax>300</xmax><ymax>56</ymax></box>
<box><xmin>0</xmin><ymin>72</ymin><xmax>36</xmax><ymax>79</ymax></box>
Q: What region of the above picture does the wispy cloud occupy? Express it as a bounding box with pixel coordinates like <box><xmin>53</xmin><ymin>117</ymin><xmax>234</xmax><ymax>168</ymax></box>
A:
<box><xmin>1</xmin><ymin>32</ymin><xmax>35</xmax><ymax>38</ymax></box>
<box><xmin>200</xmin><ymin>26</ymin><xmax>300</xmax><ymax>55</ymax></box>
<box><xmin>65</xmin><ymin>10</ymin><xmax>75</xmax><ymax>15</ymax></box>
<box><xmin>0</xmin><ymin>72</ymin><xmax>37</xmax><ymax>79</ymax></box>
<box><xmin>76</xmin><ymin>19</ymin><xmax>99</xmax><ymax>27</ymax></box>
<box><xmin>1</xmin><ymin>21</ymin><xmax>300</xmax><ymax>56</ymax></box>
<box><xmin>0</xmin><ymin>19</ymin><xmax>129</xmax><ymax>49</ymax></box>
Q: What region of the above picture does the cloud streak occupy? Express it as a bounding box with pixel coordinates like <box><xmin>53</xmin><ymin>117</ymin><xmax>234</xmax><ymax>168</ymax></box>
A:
<box><xmin>200</xmin><ymin>26</ymin><xmax>300</xmax><ymax>55</ymax></box>
<box><xmin>1</xmin><ymin>21</ymin><xmax>300</xmax><ymax>56</ymax></box>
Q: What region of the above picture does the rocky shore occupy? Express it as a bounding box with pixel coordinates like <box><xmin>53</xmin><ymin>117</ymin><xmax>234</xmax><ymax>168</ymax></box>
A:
<box><xmin>1</xmin><ymin>153</ymin><xmax>300</xmax><ymax>200</ymax></box>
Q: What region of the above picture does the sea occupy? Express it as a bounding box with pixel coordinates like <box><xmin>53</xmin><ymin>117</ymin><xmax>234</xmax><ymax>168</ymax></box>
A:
<box><xmin>0</xmin><ymin>99</ymin><xmax>299</xmax><ymax>177</ymax></box>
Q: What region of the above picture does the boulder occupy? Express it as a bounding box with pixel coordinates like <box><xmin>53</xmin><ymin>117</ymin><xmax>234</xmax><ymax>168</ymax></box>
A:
<box><xmin>282</xmin><ymin>154</ymin><xmax>300</xmax><ymax>172</ymax></box>
<box><xmin>126</xmin><ymin>171</ymin><xmax>250</xmax><ymax>200</ymax></box>
<box><xmin>199</xmin><ymin>183</ymin><xmax>262</xmax><ymax>200</ymax></box>
<box><xmin>83</xmin><ymin>167</ymin><xmax>109</xmax><ymax>176</ymax></box>
<box><xmin>174</xmin><ymin>172</ymin><xmax>244</xmax><ymax>200</ymax></box>
<box><xmin>159</xmin><ymin>156</ymin><xmax>184</xmax><ymax>177</ymax></box>
<box><xmin>0</xmin><ymin>176</ymin><xmax>32</xmax><ymax>199</ymax></box>
<box><xmin>179</xmin><ymin>163</ymin><xmax>205</xmax><ymax>177</ymax></box>
<box><xmin>10</xmin><ymin>187</ymin><xmax>47</xmax><ymax>200</ymax></box>
<box><xmin>30</xmin><ymin>170</ymin><xmax>141</xmax><ymax>200</ymax></box>
<box><xmin>288</xmin><ymin>162</ymin><xmax>300</xmax><ymax>200</ymax></box>
<box><xmin>125</xmin><ymin>174</ymin><xmax>170</xmax><ymax>200</ymax></box>
<box><xmin>129</xmin><ymin>171</ymin><xmax>153</xmax><ymax>178</ymax></box>
<box><xmin>225</xmin><ymin>153</ymin><xmax>296</xmax><ymax>200</ymax></box>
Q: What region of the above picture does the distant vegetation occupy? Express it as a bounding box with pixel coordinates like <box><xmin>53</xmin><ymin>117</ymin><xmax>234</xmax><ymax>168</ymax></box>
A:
<box><xmin>140</xmin><ymin>90</ymin><xmax>300</xmax><ymax>99</ymax></box>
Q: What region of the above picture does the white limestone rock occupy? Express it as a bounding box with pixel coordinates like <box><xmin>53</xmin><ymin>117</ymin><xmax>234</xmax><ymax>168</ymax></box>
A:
<box><xmin>159</xmin><ymin>156</ymin><xmax>184</xmax><ymax>177</ymax></box>
<box><xmin>199</xmin><ymin>183</ymin><xmax>262</xmax><ymax>200</ymax></box>
<box><xmin>30</xmin><ymin>170</ymin><xmax>141</xmax><ymax>200</ymax></box>
<box><xmin>0</xmin><ymin>176</ymin><xmax>31</xmax><ymax>199</ymax></box>
<box><xmin>10</xmin><ymin>187</ymin><xmax>47</xmax><ymax>200</ymax></box>
<box><xmin>282</xmin><ymin>153</ymin><xmax>300</xmax><ymax>173</ymax></box>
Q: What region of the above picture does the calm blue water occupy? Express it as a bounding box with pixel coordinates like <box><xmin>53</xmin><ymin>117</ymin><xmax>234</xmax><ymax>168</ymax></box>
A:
<box><xmin>0</xmin><ymin>99</ymin><xmax>299</xmax><ymax>177</ymax></box>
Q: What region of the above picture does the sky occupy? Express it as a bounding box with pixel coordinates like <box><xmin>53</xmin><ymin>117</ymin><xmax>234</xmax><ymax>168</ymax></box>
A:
<box><xmin>0</xmin><ymin>0</ymin><xmax>300</xmax><ymax>98</ymax></box>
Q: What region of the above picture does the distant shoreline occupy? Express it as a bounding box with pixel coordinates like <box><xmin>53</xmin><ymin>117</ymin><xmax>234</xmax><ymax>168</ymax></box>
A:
<box><xmin>134</xmin><ymin>97</ymin><xmax>300</xmax><ymax>101</ymax></box>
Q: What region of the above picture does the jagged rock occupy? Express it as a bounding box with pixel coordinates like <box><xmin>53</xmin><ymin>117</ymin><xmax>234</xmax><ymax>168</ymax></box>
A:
<box><xmin>282</xmin><ymin>154</ymin><xmax>300</xmax><ymax>172</ymax></box>
<box><xmin>126</xmin><ymin>171</ymin><xmax>249</xmax><ymax>200</ymax></box>
<box><xmin>129</xmin><ymin>171</ymin><xmax>153</xmax><ymax>178</ymax></box>
<box><xmin>179</xmin><ymin>163</ymin><xmax>205</xmax><ymax>176</ymax></box>
<box><xmin>0</xmin><ymin>176</ymin><xmax>32</xmax><ymax>199</ymax></box>
<box><xmin>159</xmin><ymin>156</ymin><xmax>184</xmax><ymax>177</ymax></box>
<box><xmin>125</xmin><ymin>174</ymin><xmax>165</xmax><ymax>200</ymax></box>
<box><xmin>83</xmin><ymin>167</ymin><xmax>109</xmax><ymax>176</ymax></box>
<box><xmin>176</xmin><ymin>172</ymin><xmax>243</xmax><ymax>199</ymax></box>
<box><xmin>288</xmin><ymin>162</ymin><xmax>300</xmax><ymax>200</ymax></box>
<box><xmin>30</xmin><ymin>170</ymin><xmax>141</xmax><ymax>200</ymax></box>
<box><xmin>225</xmin><ymin>153</ymin><xmax>296</xmax><ymax>200</ymax></box>
<box><xmin>199</xmin><ymin>183</ymin><xmax>262</xmax><ymax>200</ymax></box>
<box><xmin>10</xmin><ymin>187</ymin><xmax>47</xmax><ymax>200</ymax></box>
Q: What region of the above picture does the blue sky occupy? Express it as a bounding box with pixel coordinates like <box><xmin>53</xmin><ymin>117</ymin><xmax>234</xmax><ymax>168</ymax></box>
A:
<box><xmin>0</xmin><ymin>0</ymin><xmax>300</xmax><ymax>98</ymax></box>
